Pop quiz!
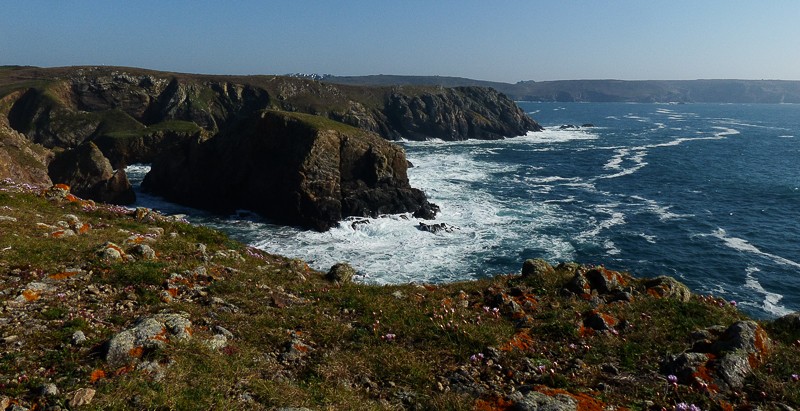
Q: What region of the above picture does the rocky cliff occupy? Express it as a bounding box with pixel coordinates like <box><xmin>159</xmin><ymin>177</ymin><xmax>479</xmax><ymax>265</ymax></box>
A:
<box><xmin>0</xmin><ymin>65</ymin><xmax>539</xmax><ymax>227</ymax></box>
<box><xmin>142</xmin><ymin>110</ymin><xmax>437</xmax><ymax>230</ymax></box>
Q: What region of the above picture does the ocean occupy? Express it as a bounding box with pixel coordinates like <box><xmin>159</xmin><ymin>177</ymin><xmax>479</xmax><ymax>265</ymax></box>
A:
<box><xmin>128</xmin><ymin>102</ymin><xmax>800</xmax><ymax>319</ymax></box>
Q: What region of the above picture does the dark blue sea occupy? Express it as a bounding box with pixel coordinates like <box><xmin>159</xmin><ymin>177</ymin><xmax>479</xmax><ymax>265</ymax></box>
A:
<box><xmin>129</xmin><ymin>103</ymin><xmax>800</xmax><ymax>319</ymax></box>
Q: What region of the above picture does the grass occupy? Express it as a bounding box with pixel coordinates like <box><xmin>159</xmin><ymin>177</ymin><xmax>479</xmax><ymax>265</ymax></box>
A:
<box><xmin>1</xmin><ymin>183</ymin><xmax>799</xmax><ymax>410</ymax></box>
<box><xmin>105</xmin><ymin>119</ymin><xmax>202</xmax><ymax>139</ymax></box>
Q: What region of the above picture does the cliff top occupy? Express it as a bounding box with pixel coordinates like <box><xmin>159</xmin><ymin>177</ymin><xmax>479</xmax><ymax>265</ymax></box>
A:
<box><xmin>1</xmin><ymin>181</ymin><xmax>798</xmax><ymax>410</ymax></box>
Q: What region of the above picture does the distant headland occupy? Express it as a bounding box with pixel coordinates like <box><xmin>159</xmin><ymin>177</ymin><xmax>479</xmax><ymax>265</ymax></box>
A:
<box><xmin>322</xmin><ymin>75</ymin><xmax>800</xmax><ymax>103</ymax></box>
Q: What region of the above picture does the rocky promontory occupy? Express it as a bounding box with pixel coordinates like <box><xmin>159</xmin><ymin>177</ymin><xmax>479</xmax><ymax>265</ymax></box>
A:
<box><xmin>142</xmin><ymin>110</ymin><xmax>437</xmax><ymax>230</ymax></box>
<box><xmin>0</xmin><ymin>65</ymin><xmax>540</xmax><ymax>227</ymax></box>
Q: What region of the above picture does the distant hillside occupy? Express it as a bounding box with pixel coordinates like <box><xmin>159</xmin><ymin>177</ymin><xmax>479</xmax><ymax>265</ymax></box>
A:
<box><xmin>324</xmin><ymin>75</ymin><xmax>800</xmax><ymax>103</ymax></box>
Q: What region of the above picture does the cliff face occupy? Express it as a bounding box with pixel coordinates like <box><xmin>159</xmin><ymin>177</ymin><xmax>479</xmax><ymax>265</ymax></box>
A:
<box><xmin>142</xmin><ymin>111</ymin><xmax>437</xmax><ymax>230</ymax></box>
<box><xmin>2</xmin><ymin>66</ymin><xmax>540</xmax><ymax>146</ymax></box>
<box><xmin>0</xmin><ymin>66</ymin><xmax>539</xmax><ymax>227</ymax></box>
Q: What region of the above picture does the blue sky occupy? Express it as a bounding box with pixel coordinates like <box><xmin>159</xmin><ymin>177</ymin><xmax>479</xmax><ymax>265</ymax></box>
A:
<box><xmin>2</xmin><ymin>1</ymin><xmax>799</xmax><ymax>82</ymax></box>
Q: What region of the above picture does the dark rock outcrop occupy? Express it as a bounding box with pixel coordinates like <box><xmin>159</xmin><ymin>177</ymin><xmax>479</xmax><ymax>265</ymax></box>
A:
<box><xmin>417</xmin><ymin>222</ymin><xmax>458</xmax><ymax>234</ymax></box>
<box><xmin>662</xmin><ymin>320</ymin><xmax>771</xmax><ymax>392</ymax></box>
<box><xmin>143</xmin><ymin>110</ymin><xmax>437</xmax><ymax>230</ymax></box>
<box><xmin>47</xmin><ymin>142</ymin><xmax>135</xmax><ymax>204</ymax></box>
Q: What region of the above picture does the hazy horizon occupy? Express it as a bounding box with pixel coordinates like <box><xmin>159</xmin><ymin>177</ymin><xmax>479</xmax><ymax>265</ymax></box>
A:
<box><xmin>3</xmin><ymin>1</ymin><xmax>799</xmax><ymax>82</ymax></box>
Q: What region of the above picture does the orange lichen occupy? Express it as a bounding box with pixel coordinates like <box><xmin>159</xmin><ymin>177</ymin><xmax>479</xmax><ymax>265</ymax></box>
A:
<box><xmin>475</xmin><ymin>395</ymin><xmax>513</xmax><ymax>411</ymax></box>
<box><xmin>647</xmin><ymin>288</ymin><xmax>662</xmax><ymax>298</ymax></box>
<box><xmin>78</xmin><ymin>223</ymin><xmax>90</xmax><ymax>234</ymax></box>
<box><xmin>128</xmin><ymin>347</ymin><xmax>144</xmax><ymax>358</ymax></box>
<box><xmin>48</xmin><ymin>271</ymin><xmax>79</xmax><ymax>280</ymax></box>
<box><xmin>500</xmin><ymin>331</ymin><xmax>534</xmax><ymax>352</ymax></box>
<box><xmin>89</xmin><ymin>369</ymin><xmax>106</xmax><ymax>383</ymax></box>
<box><xmin>691</xmin><ymin>355</ymin><xmax>720</xmax><ymax>393</ymax></box>
<box><xmin>600</xmin><ymin>313</ymin><xmax>618</xmax><ymax>327</ymax></box>
<box><xmin>50</xmin><ymin>230</ymin><xmax>68</xmax><ymax>238</ymax></box>
<box><xmin>65</xmin><ymin>193</ymin><xmax>79</xmax><ymax>202</ymax></box>
<box><xmin>151</xmin><ymin>328</ymin><xmax>169</xmax><ymax>342</ymax></box>
<box><xmin>166</xmin><ymin>288</ymin><xmax>179</xmax><ymax>297</ymax></box>
<box><xmin>22</xmin><ymin>289</ymin><xmax>39</xmax><ymax>301</ymax></box>
<box><xmin>53</xmin><ymin>183</ymin><xmax>70</xmax><ymax>191</ymax></box>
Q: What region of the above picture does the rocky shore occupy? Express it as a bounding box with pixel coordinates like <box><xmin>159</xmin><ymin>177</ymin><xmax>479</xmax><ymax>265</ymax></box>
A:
<box><xmin>1</xmin><ymin>181</ymin><xmax>798</xmax><ymax>410</ymax></box>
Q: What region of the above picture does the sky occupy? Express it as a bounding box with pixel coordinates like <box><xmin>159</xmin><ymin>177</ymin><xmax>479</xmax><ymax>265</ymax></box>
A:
<box><xmin>2</xmin><ymin>1</ymin><xmax>799</xmax><ymax>82</ymax></box>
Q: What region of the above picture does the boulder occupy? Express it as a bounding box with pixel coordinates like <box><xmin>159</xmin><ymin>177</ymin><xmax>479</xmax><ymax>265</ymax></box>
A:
<box><xmin>47</xmin><ymin>141</ymin><xmax>135</xmax><ymax>205</ymax></box>
<box><xmin>642</xmin><ymin>276</ymin><xmax>691</xmax><ymax>302</ymax></box>
<box><xmin>521</xmin><ymin>258</ymin><xmax>555</xmax><ymax>278</ymax></box>
<box><xmin>662</xmin><ymin>320</ymin><xmax>771</xmax><ymax>392</ymax></box>
<box><xmin>508</xmin><ymin>387</ymin><xmax>578</xmax><ymax>411</ymax></box>
<box><xmin>567</xmin><ymin>267</ymin><xmax>632</xmax><ymax>298</ymax></box>
<box><xmin>326</xmin><ymin>262</ymin><xmax>356</xmax><ymax>283</ymax></box>
<box><xmin>143</xmin><ymin>110</ymin><xmax>437</xmax><ymax>230</ymax></box>
<box><xmin>520</xmin><ymin>259</ymin><xmax>576</xmax><ymax>289</ymax></box>
<box><xmin>105</xmin><ymin>312</ymin><xmax>192</xmax><ymax>368</ymax></box>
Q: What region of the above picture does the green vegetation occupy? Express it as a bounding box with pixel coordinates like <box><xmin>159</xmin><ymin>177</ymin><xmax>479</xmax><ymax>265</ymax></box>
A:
<box><xmin>0</xmin><ymin>181</ymin><xmax>798</xmax><ymax>410</ymax></box>
<box><xmin>105</xmin><ymin>119</ymin><xmax>202</xmax><ymax>139</ymax></box>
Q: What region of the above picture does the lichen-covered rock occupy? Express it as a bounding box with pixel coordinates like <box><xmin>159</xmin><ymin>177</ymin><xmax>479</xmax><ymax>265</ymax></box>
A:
<box><xmin>643</xmin><ymin>276</ymin><xmax>692</xmax><ymax>302</ymax></box>
<box><xmin>662</xmin><ymin>320</ymin><xmax>771</xmax><ymax>392</ymax></box>
<box><xmin>105</xmin><ymin>312</ymin><xmax>192</xmax><ymax>367</ymax></box>
<box><xmin>508</xmin><ymin>388</ymin><xmax>578</xmax><ymax>411</ymax></box>
<box><xmin>566</xmin><ymin>267</ymin><xmax>632</xmax><ymax>303</ymax></box>
<box><xmin>97</xmin><ymin>241</ymin><xmax>126</xmax><ymax>261</ymax></box>
<box><xmin>582</xmin><ymin>310</ymin><xmax>618</xmax><ymax>333</ymax></box>
<box><xmin>326</xmin><ymin>262</ymin><xmax>356</xmax><ymax>283</ymax></box>
<box><xmin>69</xmin><ymin>388</ymin><xmax>96</xmax><ymax>407</ymax></box>
<box><xmin>128</xmin><ymin>244</ymin><xmax>156</xmax><ymax>260</ymax></box>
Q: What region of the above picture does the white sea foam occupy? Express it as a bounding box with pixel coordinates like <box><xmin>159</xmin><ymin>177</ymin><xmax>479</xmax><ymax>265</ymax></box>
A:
<box><xmin>247</xmin><ymin>140</ymin><xmax>584</xmax><ymax>284</ymax></box>
<box><xmin>639</xmin><ymin>233</ymin><xmax>657</xmax><ymax>244</ymax></box>
<box><xmin>630</xmin><ymin>196</ymin><xmax>693</xmax><ymax>221</ymax></box>
<box><xmin>624</xmin><ymin>114</ymin><xmax>650</xmax><ymax>122</ymax></box>
<box><xmin>595</xmin><ymin>126</ymin><xmax>740</xmax><ymax>181</ymax></box>
<box><xmin>578</xmin><ymin>205</ymin><xmax>625</xmax><ymax>240</ymax></box>
<box><xmin>603</xmin><ymin>148</ymin><xmax>627</xmax><ymax>170</ymax></box>
<box><xmin>743</xmin><ymin>267</ymin><xmax>794</xmax><ymax>317</ymax></box>
<box><xmin>604</xmin><ymin>239</ymin><xmax>621</xmax><ymax>255</ymax></box>
<box><xmin>712</xmin><ymin>228</ymin><xmax>800</xmax><ymax>269</ymax></box>
<box><xmin>516</xmin><ymin>128</ymin><xmax>599</xmax><ymax>144</ymax></box>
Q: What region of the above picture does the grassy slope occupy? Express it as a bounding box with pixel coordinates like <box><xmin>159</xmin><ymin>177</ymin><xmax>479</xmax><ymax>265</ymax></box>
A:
<box><xmin>1</xmin><ymin>182</ymin><xmax>799</xmax><ymax>410</ymax></box>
